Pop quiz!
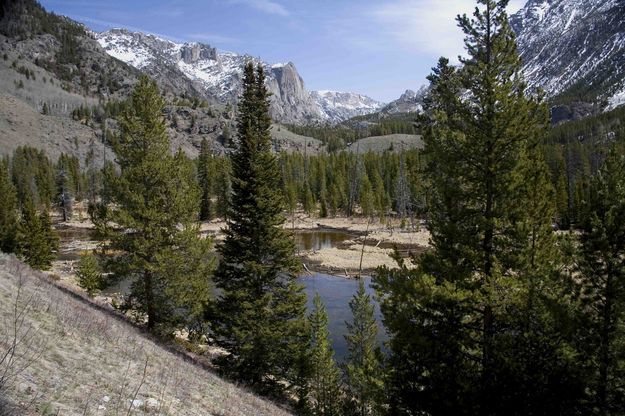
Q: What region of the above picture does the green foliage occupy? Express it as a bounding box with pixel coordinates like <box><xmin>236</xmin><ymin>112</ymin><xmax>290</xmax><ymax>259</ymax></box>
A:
<box><xmin>284</xmin><ymin>114</ymin><xmax>418</xmax><ymax>151</ymax></box>
<box><xmin>375</xmin><ymin>1</ymin><xmax>583</xmax><ymax>414</ymax></box>
<box><xmin>94</xmin><ymin>75</ymin><xmax>211</xmax><ymax>335</ymax></box>
<box><xmin>0</xmin><ymin>161</ymin><xmax>18</xmax><ymax>253</ymax></box>
<box><xmin>211</xmin><ymin>63</ymin><xmax>308</xmax><ymax>397</ymax></box>
<box><xmin>578</xmin><ymin>148</ymin><xmax>625</xmax><ymax>413</ymax></box>
<box><xmin>11</xmin><ymin>146</ymin><xmax>55</xmax><ymax>207</ymax></box>
<box><xmin>76</xmin><ymin>252</ymin><xmax>103</xmax><ymax>297</ymax></box>
<box><xmin>344</xmin><ymin>279</ymin><xmax>384</xmax><ymax>416</ymax></box>
<box><xmin>197</xmin><ymin>138</ymin><xmax>216</xmax><ymax>221</ymax></box>
<box><xmin>17</xmin><ymin>200</ymin><xmax>58</xmax><ymax>270</ymax></box>
<box><xmin>307</xmin><ymin>293</ymin><xmax>342</xmax><ymax>415</ymax></box>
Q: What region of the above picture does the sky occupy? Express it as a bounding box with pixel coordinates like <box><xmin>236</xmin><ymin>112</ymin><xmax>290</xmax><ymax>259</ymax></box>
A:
<box><xmin>40</xmin><ymin>0</ymin><xmax>526</xmax><ymax>103</ymax></box>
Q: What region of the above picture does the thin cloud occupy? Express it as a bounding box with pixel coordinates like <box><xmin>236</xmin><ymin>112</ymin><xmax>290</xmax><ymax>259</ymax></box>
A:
<box><xmin>230</xmin><ymin>0</ymin><xmax>289</xmax><ymax>16</ymax></box>
<box><xmin>187</xmin><ymin>33</ymin><xmax>239</xmax><ymax>44</ymax></box>
<box><xmin>368</xmin><ymin>0</ymin><xmax>527</xmax><ymax>61</ymax></box>
<box><xmin>68</xmin><ymin>14</ymin><xmax>185</xmax><ymax>42</ymax></box>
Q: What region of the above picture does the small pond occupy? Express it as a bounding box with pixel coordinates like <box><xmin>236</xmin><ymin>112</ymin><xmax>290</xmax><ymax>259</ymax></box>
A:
<box><xmin>294</xmin><ymin>230</ymin><xmax>352</xmax><ymax>251</ymax></box>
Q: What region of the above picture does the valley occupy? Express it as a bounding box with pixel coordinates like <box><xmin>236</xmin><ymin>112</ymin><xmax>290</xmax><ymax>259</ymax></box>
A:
<box><xmin>2</xmin><ymin>0</ymin><xmax>625</xmax><ymax>414</ymax></box>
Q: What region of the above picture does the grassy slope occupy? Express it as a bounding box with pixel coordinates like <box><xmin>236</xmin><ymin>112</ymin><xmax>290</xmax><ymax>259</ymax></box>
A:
<box><xmin>0</xmin><ymin>254</ymin><xmax>291</xmax><ymax>416</ymax></box>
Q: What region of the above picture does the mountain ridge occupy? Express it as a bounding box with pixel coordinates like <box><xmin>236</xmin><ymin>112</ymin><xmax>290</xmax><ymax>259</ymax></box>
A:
<box><xmin>95</xmin><ymin>28</ymin><xmax>383</xmax><ymax>124</ymax></box>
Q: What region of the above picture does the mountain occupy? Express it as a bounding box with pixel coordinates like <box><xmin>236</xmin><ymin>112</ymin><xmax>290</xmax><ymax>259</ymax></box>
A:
<box><xmin>310</xmin><ymin>90</ymin><xmax>384</xmax><ymax>123</ymax></box>
<box><xmin>96</xmin><ymin>29</ymin><xmax>382</xmax><ymax>124</ymax></box>
<box><xmin>381</xmin><ymin>86</ymin><xmax>428</xmax><ymax>114</ymax></box>
<box><xmin>511</xmin><ymin>0</ymin><xmax>625</xmax><ymax>111</ymax></box>
<box><xmin>96</xmin><ymin>28</ymin><xmax>324</xmax><ymax>124</ymax></box>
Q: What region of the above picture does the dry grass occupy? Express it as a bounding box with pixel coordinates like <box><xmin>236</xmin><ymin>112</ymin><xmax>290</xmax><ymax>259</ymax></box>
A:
<box><xmin>0</xmin><ymin>254</ymin><xmax>291</xmax><ymax>416</ymax></box>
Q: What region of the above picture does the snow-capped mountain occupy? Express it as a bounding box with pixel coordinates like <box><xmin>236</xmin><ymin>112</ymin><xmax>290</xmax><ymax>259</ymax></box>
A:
<box><xmin>310</xmin><ymin>90</ymin><xmax>384</xmax><ymax>123</ymax></box>
<box><xmin>511</xmin><ymin>0</ymin><xmax>625</xmax><ymax>109</ymax></box>
<box><xmin>96</xmin><ymin>29</ymin><xmax>381</xmax><ymax>124</ymax></box>
<box><xmin>381</xmin><ymin>86</ymin><xmax>428</xmax><ymax>114</ymax></box>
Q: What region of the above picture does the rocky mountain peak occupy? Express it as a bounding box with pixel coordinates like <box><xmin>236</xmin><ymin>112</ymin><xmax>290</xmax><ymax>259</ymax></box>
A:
<box><xmin>96</xmin><ymin>29</ymin><xmax>382</xmax><ymax>124</ymax></box>
<box><xmin>381</xmin><ymin>86</ymin><xmax>429</xmax><ymax>114</ymax></box>
<box><xmin>179</xmin><ymin>43</ymin><xmax>217</xmax><ymax>64</ymax></box>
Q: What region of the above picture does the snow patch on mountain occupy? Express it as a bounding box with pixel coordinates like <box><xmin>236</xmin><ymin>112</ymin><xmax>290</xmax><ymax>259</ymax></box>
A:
<box><xmin>511</xmin><ymin>0</ymin><xmax>625</xmax><ymax>111</ymax></box>
<box><xmin>608</xmin><ymin>85</ymin><xmax>625</xmax><ymax>111</ymax></box>
<box><xmin>95</xmin><ymin>28</ymin><xmax>379</xmax><ymax>123</ymax></box>
<box><xmin>311</xmin><ymin>90</ymin><xmax>384</xmax><ymax>123</ymax></box>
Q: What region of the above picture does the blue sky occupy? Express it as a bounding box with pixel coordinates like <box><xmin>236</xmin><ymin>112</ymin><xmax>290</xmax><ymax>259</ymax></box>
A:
<box><xmin>40</xmin><ymin>0</ymin><xmax>525</xmax><ymax>102</ymax></box>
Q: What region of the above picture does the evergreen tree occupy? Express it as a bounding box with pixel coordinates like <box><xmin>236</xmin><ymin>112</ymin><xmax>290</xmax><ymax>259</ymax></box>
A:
<box><xmin>344</xmin><ymin>279</ymin><xmax>384</xmax><ymax>416</ymax></box>
<box><xmin>0</xmin><ymin>161</ymin><xmax>18</xmax><ymax>253</ymax></box>
<box><xmin>308</xmin><ymin>293</ymin><xmax>342</xmax><ymax>415</ymax></box>
<box><xmin>215</xmin><ymin>157</ymin><xmax>232</xmax><ymax>220</ymax></box>
<box><xmin>76</xmin><ymin>252</ymin><xmax>103</xmax><ymax>297</ymax></box>
<box><xmin>56</xmin><ymin>163</ymin><xmax>73</xmax><ymax>222</ymax></box>
<box><xmin>94</xmin><ymin>75</ymin><xmax>210</xmax><ymax>334</ymax></box>
<box><xmin>375</xmin><ymin>1</ymin><xmax>581</xmax><ymax>414</ymax></box>
<box><xmin>17</xmin><ymin>200</ymin><xmax>58</xmax><ymax>270</ymax></box>
<box><xmin>578</xmin><ymin>148</ymin><xmax>625</xmax><ymax>414</ymax></box>
<box><xmin>211</xmin><ymin>63</ymin><xmax>308</xmax><ymax>396</ymax></box>
<box><xmin>198</xmin><ymin>138</ymin><xmax>215</xmax><ymax>221</ymax></box>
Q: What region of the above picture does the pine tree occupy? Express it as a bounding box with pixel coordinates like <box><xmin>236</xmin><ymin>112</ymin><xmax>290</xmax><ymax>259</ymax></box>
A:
<box><xmin>211</xmin><ymin>63</ymin><xmax>308</xmax><ymax>396</ymax></box>
<box><xmin>395</xmin><ymin>152</ymin><xmax>411</xmax><ymax>220</ymax></box>
<box><xmin>76</xmin><ymin>252</ymin><xmax>103</xmax><ymax>297</ymax></box>
<box><xmin>17</xmin><ymin>200</ymin><xmax>58</xmax><ymax>270</ymax></box>
<box><xmin>56</xmin><ymin>163</ymin><xmax>73</xmax><ymax>222</ymax></box>
<box><xmin>94</xmin><ymin>75</ymin><xmax>211</xmax><ymax>334</ymax></box>
<box><xmin>308</xmin><ymin>293</ymin><xmax>342</xmax><ymax>415</ymax></box>
<box><xmin>0</xmin><ymin>161</ymin><xmax>18</xmax><ymax>253</ymax></box>
<box><xmin>344</xmin><ymin>279</ymin><xmax>384</xmax><ymax>416</ymax></box>
<box><xmin>198</xmin><ymin>138</ymin><xmax>215</xmax><ymax>221</ymax></box>
<box><xmin>375</xmin><ymin>1</ymin><xmax>581</xmax><ymax>414</ymax></box>
<box><xmin>578</xmin><ymin>148</ymin><xmax>625</xmax><ymax>414</ymax></box>
<box><xmin>215</xmin><ymin>157</ymin><xmax>232</xmax><ymax>220</ymax></box>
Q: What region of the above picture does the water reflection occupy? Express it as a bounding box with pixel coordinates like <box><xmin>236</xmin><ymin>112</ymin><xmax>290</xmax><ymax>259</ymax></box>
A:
<box><xmin>300</xmin><ymin>273</ymin><xmax>386</xmax><ymax>361</ymax></box>
<box><xmin>294</xmin><ymin>230</ymin><xmax>351</xmax><ymax>251</ymax></box>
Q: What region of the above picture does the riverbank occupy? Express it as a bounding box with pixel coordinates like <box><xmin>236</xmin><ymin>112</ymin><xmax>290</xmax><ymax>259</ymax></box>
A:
<box><xmin>52</xmin><ymin>210</ymin><xmax>430</xmax><ymax>281</ymax></box>
<box><xmin>297</xmin><ymin>217</ymin><xmax>429</xmax><ymax>276</ymax></box>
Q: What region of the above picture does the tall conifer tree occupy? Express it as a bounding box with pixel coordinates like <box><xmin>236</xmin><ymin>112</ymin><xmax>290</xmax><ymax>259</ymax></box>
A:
<box><xmin>375</xmin><ymin>1</ymin><xmax>579</xmax><ymax>413</ymax></box>
<box><xmin>198</xmin><ymin>138</ymin><xmax>215</xmax><ymax>221</ymax></box>
<box><xmin>0</xmin><ymin>161</ymin><xmax>18</xmax><ymax>253</ymax></box>
<box><xmin>94</xmin><ymin>75</ymin><xmax>211</xmax><ymax>334</ymax></box>
<box><xmin>344</xmin><ymin>279</ymin><xmax>384</xmax><ymax>416</ymax></box>
<box><xmin>578</xmin><ymin>148</ymin><xmax>625</xmax><ymax>414</ymax></box>
<box><xmin>307</xmin><ymin>293</ymin><xmax>342</xmax><ymax>415</ymax></box>
<box><xmin>212</xmin><ymin>63</ymin><xmax>308</xmax><ymax>396</ymax></box>
<box><xmin>17</xmin><ymin>199</ymin><xmax>58</xmax><ymax>270</ymax></box>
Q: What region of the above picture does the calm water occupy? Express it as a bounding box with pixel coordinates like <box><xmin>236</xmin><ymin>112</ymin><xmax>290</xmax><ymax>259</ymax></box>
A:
<box><xmin>300</xmin><ymin>273</ymin><xmax>386</xmax><ymax>361</ymax></box>
<box><xmin>57</xmin><ymin>227</ymin><xmax>384</xmax><ymax>359</ymax></box>
<box><xmin>294</xmin><ymin>230</ymin><xmax>352</xmax><ymax>251</ymax></box>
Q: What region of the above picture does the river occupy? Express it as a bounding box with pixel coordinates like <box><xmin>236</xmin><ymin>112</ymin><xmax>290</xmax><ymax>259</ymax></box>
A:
<box><xmin>56</xmin><ymin>226</ymin><xmax>386</xmax><ymax>360</ymax></box>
